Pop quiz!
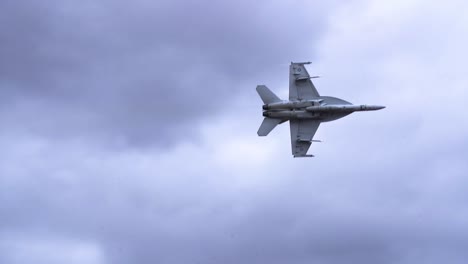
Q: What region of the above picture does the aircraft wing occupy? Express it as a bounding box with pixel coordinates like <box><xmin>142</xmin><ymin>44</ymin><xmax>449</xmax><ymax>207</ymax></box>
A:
<box><xmin>290</xmin><ymin>120</ymin><xmax>321</xmax><ymax>157</ymax></box>
<box><xmin>289</xmin><ymin>62</ymin><xmax>320</xmax><ymax>100</ymax></box>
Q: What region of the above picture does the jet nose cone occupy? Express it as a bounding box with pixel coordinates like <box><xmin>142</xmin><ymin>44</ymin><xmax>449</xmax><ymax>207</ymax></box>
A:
<box><xmin>366</xmin><ymin>105</ymin><xmax>385</xmax><ymax>110</ymax></box>
<box><xmin>375</xmin><ymin>105</ymin><xmax>386</xmax><ymax>110</ymax></box>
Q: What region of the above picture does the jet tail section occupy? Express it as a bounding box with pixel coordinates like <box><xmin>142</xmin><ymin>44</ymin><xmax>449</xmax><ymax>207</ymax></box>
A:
<box><xmin>257</xmin><ymin>117</ymin><xmax>282</xmax><ymax>136</ymax></box>
<box><xmin>256</xmin><ymin>85</ymin><xmax>281</xmax><ymax>104</ymax></box>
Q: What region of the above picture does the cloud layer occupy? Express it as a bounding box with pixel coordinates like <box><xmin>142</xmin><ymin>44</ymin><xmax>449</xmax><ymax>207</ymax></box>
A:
<box><xmin>0</xmin><ymin>0</ymin><xmax>333</xmax><ymax>147</ymax></box>
<box><xmin>1</xmin><ymin>0</ymin><xmax>468</xmax><ymax>263</ymax></box>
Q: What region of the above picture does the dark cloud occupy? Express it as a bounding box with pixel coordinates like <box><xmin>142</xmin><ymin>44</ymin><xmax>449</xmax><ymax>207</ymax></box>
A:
<box><xmin>3</xmin><ymin>143</ymin><xmax>468</xmax><ymax>264</ymax></box>
<box><xmin>1</xmin><ymin>126</ymin><xmax>468</xmax><ymax>264</ymax></box>
<box><xmin>2</xmin><ymin>1</ymin><xmax>468</xmax><ymax>264</ymax></box>
<box><xmin>0</xmin><ymin>0</ymin><xmax>331</xmax><ymax>148</ymax></box>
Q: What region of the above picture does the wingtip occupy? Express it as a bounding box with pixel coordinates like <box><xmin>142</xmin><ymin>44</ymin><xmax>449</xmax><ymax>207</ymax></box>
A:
<box><xmin>293</xmin><ymin>155</ymin><xmax>315</xmax><ymax>158</ymax></box>
<box><xmin>291</xmin><ymin>61</ymin><xmax>312</xmax><ymax>65</ymax></box>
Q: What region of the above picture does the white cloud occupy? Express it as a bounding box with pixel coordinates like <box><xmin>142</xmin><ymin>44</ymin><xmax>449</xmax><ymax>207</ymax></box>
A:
<box><xmin>314</xmin><ymin>0</ymin><xmax>468</xmax><ymax>151</ymax></box>
<box><xmin>0</xmin><ymin>235</ymin><xmax>105</xmax><ymax>264</ymax></box>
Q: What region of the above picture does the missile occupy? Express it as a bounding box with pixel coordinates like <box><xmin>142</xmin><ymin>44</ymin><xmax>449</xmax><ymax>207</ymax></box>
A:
<box><xmin>305</xmin><ymin>105</ymin><xmax>385</xmax><ymax>112</ymax></box>
<box><xmin>291</xmin><ymin>61</ymin><xmax>312</xmax><ymax>65</ymax></box>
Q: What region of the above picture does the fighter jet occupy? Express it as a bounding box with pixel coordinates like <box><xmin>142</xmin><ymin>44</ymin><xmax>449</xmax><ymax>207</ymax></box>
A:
<box><xmin>257</xmin><ymin>62</ymin><xmax>385</xmax><ymax>157</ymax></box>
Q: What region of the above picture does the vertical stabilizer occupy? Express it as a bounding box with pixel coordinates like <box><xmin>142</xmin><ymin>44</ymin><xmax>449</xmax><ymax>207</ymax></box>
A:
<box><xmin>257</xmin><ymin>118</ymin><xmax>282</xmax><ymax>136</ymax></box>
<box><xmin>256</xmin><ymin>85</ymin><xmax>281</xmax><ymax>104</ymax></box>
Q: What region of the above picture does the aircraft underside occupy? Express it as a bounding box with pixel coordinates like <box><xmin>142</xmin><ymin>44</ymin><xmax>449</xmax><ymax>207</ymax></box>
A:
<box><xmin>256</xmin><ymin>62</ymin><xmax>384</xmax><ymax>157</ymax></box>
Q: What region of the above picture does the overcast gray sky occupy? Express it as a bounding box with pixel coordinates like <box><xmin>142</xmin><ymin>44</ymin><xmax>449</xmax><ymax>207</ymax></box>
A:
<box><xmin>1</xmin><ymin>0</ymin><xmax>468</xmax><ymax>263</ymax></box>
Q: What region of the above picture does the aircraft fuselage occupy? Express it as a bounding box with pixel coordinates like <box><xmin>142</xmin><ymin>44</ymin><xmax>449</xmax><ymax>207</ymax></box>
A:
<box><xmin>262</xmin><ymin>96</ymin><xmax>384</xmax><ymax>122</ymax></box>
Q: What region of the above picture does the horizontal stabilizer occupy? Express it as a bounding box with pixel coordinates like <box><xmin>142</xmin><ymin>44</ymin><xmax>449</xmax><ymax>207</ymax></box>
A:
<box><xmin>256</xmin><ymin>85</ymin><xmax>281</xmax><ymax>104</ymax></box>
<box><xmin>257</xmin><ymin>117</ymin><xmax>282</xmax><ymax>136</ymax></box>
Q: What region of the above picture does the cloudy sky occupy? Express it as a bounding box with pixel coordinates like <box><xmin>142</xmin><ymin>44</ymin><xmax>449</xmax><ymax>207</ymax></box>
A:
<box><xmin>1</xmin><ymin>0</ymin><xmax>468</xmax><ymax>263</ymax></box>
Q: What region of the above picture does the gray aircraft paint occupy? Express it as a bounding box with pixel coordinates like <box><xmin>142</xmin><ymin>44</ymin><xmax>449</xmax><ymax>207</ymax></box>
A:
<box><xmin>257</xmin><ymin>62</ymin><xmax>385</xmax><ymax>157</ymax></box>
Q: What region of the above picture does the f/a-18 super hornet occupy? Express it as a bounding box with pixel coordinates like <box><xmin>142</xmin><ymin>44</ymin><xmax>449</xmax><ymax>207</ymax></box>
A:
<box><xmin>256</xmin><ymin>62</ymin><xmax>385</xmax><ymax>157</ymax></box>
